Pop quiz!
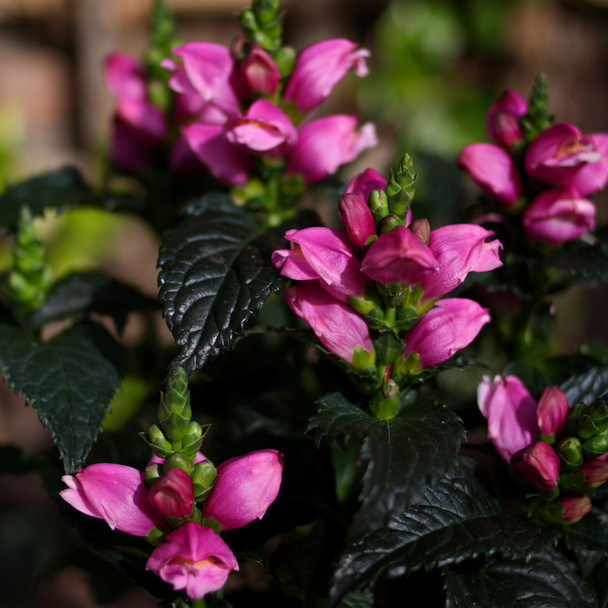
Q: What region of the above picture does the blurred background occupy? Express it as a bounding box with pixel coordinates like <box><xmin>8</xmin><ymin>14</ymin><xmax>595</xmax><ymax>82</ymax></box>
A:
<box><xmin>0</xmin><ymin>0</ymin><xmax>607</xmax><ymax>606</ymax></box>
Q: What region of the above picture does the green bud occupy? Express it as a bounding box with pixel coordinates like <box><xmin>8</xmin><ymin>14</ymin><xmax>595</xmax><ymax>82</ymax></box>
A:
<box><xmin>371</xmin><ymin>379</ymin><xmax>399</xmax><ymax>420</ymax></box>
<box><xmin>158</xmin><ymin>367</ymin><xmax>192</xmax><ymax>442</ymax></box>
<box><xmin>379</xmin><ymin>214</ymin><xmax>405</xmax><ymax>234</ymax></box>
<box><xmin>238</xmin><ymin>8</ymin><xmax>258</xmax><ymax>32</ymax></box>
<box><xmin>181</xmin><ymin>421</ymin><xmax>205</xmax><ymax>456</ymax></box>
<box><xmin>582</xmin><ymin>432</ymin><xmax>608</xmax><ymax>460</ymax></box>
<box><xmin>368</xmin><ymin>189</ymin><xmax>389</xmax><ymax>223</ymax></box>
<box><xmin>164</xmin><ymin>452</ymin><xmax>192</xmax><ymax>473</ymax></box>
<box><xmin>385</xmin><ymin>155</ymin><xmax>416</xmax><ymax>217</ymax></box>
<box><xmin>351</xmin><ymin>344</ymin><xmax>376</xmax><ymax>373</ymax></box>
<box><xmin>583</xmin><ymin>395</ymin><xmax>608</xmax><ymax>436</ymax></box>
<box><xmin>253</xmin><ymin>0</ymin><xmax>280</xmax><ymax>26</ymax></box>
<box><xmin>142</xmin><ymin>424</ymin><xmax>173</xmax><ymax>458</ymax></box>
<box><xmin>274</xmin><ymin>46</ymin><xmax>295</xmax><ymax>77</ymax></box>
<box><xmin>565</xmin><ymin>401</ymin><xmax>587</xmax><ymax>435</ymax></box>
<box><xmin>144</xmin><ymin>462</ymin><xmax>162</xmax><ymax>485</ymax></box>
<box><xmin>557</xmin><ymin>437</ymin><xmax>583</xmax><ymax>468</ymax></box>
<box><xmin>532</xmin><ymin>500</ymin><xmax>565</xmax><ymax>526</ymax></box>
<box><xmin>191</xmin><ymin>460</ymin><xmax>218</xmax><ymax>501</ymax></box>
<box><xmin>558</xmin><ymin>468</ymin><xmax>585</xmax><ymax>493</ymax></box>
<box><xmin>146</xmin><ymin>526</ymin><xmax>166</xmax><ymax>547</ymax></box>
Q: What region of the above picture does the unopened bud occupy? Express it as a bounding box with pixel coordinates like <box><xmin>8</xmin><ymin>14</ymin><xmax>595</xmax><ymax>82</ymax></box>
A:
<box><xmin>368</xmin><ymin>189</ymin><xmax>389</xmax><ymax>223</ymax></box>
<box><xmin>191</xmin><ymin>460</ymin><xmax>218</xmax><ymax>501</ymax></box>
<box><xmin>163</xmin><ymin>453</ymin><xmax>192</xmax><ymax>474</ymax></box>
<box><xmin>379</xmin><ymin>214</ymin><xmax>404</xmax><ymax>235</ymax></box>
<box><xmin>371</xmin><ymin>378</ymin><xmax>399</xmax><ymax>420</ymax></box>
<box><xmin>566</xmin><ymin>401</ymin><xmax>587</xmax><ymax>435</ymax></box>
<box><xmin>148</xmin><ymin>467</ymin><xmax>194</xmax><ymax>519</ymax></box>
<box><xmin>143</xmin><ymin>424</ymin><xmax>173</xmax><ymax>458</ymax></box>
<box><xmin>510</xmin><ymin>441</ymin><xmax>559</xmax><ymax>491</ymax></box>
<box><xmin>181</xmin><ymin>421</ymin><xmax>206</xmax><ymax>456</ymax></box>
<box><xmin>579</xmin><ymin>395</ymin><xmax>608</xmax><ymax>438</ymax></box>
<box><xmin>253</xmin><ymin>0</ymin><xmax>280</xmax><ymax>26</ymax></box>
<box><xmin>557</xmin><ymin>437</ymin><xmax>583</xmax><ymax>468</ymax></box>
<box><xmin>558</xmin><ymin>468</ymin><xmax>585</xmax><ymax>493</ymax></box>
<box><xmin>557</xmin><ymin>494</ymin><xmax>592</xmax><ymax>524</ymax></box>
<box><xmin>410</xmin><ymin>218</ymin><xmax>430</xmax><ymax>244</ymax></box>
<box><xmin>582</xmin><ymin>432</ymin><xmax>608</xmax><ymax>460</ymax></box>
<box><xmin>144</xmin><ymin>462</ymin><xmax>162</xmax><ymax>485</ymax></box>
<box><xmin>580</xmin><ymin>457</ymin><xmax>608</xmax><ymax>489</ymax></box>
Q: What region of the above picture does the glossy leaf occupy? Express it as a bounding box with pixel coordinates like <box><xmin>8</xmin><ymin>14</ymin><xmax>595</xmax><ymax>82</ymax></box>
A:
<box><xmin>0</xmin><ymin>321</ymin><xmax>123</xmax><ymax>473</ymax></box>
<box><xmin>158</xmin><ymin>192</ymin><xmax>282</xmax><ymax>373</ymax></box>
<box><xmin>560</xmin><ymin>366</ymin><xmax>608</xmax><ymax>406</ymax></box>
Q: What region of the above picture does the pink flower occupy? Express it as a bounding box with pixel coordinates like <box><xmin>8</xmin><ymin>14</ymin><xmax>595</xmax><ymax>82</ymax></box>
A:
<box><xmin>557</xmin><ymin>495</ymin><xmax>592</xmax><ymax>524</ymax></box>
<box><xmin>360</xmin><ymin>225</ymin><xmax>439</xmax><ymax>286</ymax></box>
<box><xmin>203</xmin><ymin>450</ymin><xmax>284</xmax><ymax>531</ymax></box>
<box><xmin>272</xmin><ymin>227</ymin><xmax>371</xmax><ymax>301</ymax></box>
<box><xmin>148</xmin><ymin>467</ymin><xmax>194</xmax><ymax>519</ymax></box>
<box><xmin>485</xmin><ymin>90</ymin><xmax>527</xmax><ymax>148</ymax></box>
<box><xmin>403</xmin><ymin>298</ymin><xmax>491</xmax><ymax>368</ymax></box>
<box><xmin>457</xmin><ymin>143</ymin><xmax>523</xmax><ymax>206</ymax></box>
<box><xmin>580</xmin><ymin>457</ymin><xmax>608</xmax><ymax>488</ymax></box>
<box><xmin>182</xmin><ymin>123</ymin><xmax>252</xmax><ymax>185</ymax></box>
<box><xmin>536</xmin><ymin>386</ymin><xmax>569</xmax><ymax>440</ymax></box>
<box><xmin>240</xmin><ymin>45</ymin><xmax>280</xmax><ymax>94</ymax></box>
<box><xmin>283</xmin><ymin>38</ymin><xmax>370</xmax><ymax>112</ymax></box>
<box><xmin>60</xmin><ymin>463</ymin><xmax>165</xmax><ymax>536</ymax></box>
<box><xmin>416</xmin><ymin>224</ymin><xmax>503</xmax><ymax>302</ymax></box>
<box><xmin>162</xmin><ymin>42</ymin><xmax>241</xmax><ymax>117</ymax></box>
<box><xmin>225</xmin><ymin>99</ymin><xmax>298</xmax><ymax>153</ymax></box>
<box><xmin>525</xmin><ymin>123</ymin><xmax>608</xmax><ymax>196</ymax></box>
<box><xmin>522</xmin><ymin>187</ymin><xmax>596</xmax><ymax>246</ymax></box>
<box><xmin>104</xmin><ymin>52</ymin><xmax>147</xmax><ymax>101</ymax></box>
<box><xmin>146</xmin><ymin>521</ymin><xmax>238</xmax><ymax>599</ymax></box>
<box><xmin>338</xmin><ymin>193</ymin><xmax>377</xmax><ymax>248</ymax></box>
<box><xmin>286</xmin><ymin>115</ymin><xmax>377</xmax><ymax>184</ymax></box>
<box><xmin>283</xmin><ymin>281</ymin><xmax>373</xmax><ymax>364</ymax></box>
<box><xmin>477</xmin><ymin>375</ymin><xmax>538</xmax><ymax>462</ymax></box>
<box><xmin>345</xmin><ymin>167</ymin><xmax>387</xmax><ymax>202</ymax></box>
<box><xmin>510</xmin><ymin>441</ymin><xmax>560</xmax><ymax>491</ymax></box>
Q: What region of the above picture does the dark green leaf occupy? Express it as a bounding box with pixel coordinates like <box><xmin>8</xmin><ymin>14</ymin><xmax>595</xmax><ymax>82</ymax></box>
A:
<box><xmin>157</xmin><ymin>192</ymin><xmax>282</xmax><ymax>373</ymax></box>
<box><xmin>0</xmin><ymin>167</ymin><xmax>95</xmax><ymax>233</ymax></box>
<box><xmin>563</xmin><ymin>508</ymin><xmax>608</xmax><ymax>554</ymax></box>
<box><xmin>544</xmin><ymin>239</ymin><xmax>608</xmax><ymax>290</ymax></box>
<box><xmin>307</xmin><ymin>392</ymin><xmax>465</xmax><ymax>537</ymax></box>
<box><xmin>26</xmin><ymin>271</ymin><xmax>158</xmax><ymax>330</ymax></box>
<box><xmin>443</xmin><ymin>550</ymin><xmax>595</xmax><ymax>608</ymax></box>
<box><xmin>560</xmin><ymin>366</ymin><xmax>608</xmax><ymax>406</ymax></box>
<box><xmin>329</xmin><ymin>458</ymin><xmax>557</xmax><ymax>604</ymax></box>
<box><xmin>0</xmin><ymin>321</ymin><xmax>123</xmax><ymax>473</ymax></box>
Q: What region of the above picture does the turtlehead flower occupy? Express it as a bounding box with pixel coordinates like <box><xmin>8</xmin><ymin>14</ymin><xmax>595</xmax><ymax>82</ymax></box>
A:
<box><xmin>60</xmin><ymin>463</ymin><xmax>165</xmax><ymax>536</ymax></box>
<box><xmin>522</xmin><ymin>187</ymin><xmax>596</xmax><ymax>246</ymax></box>
<box><xmin>203</xmin><ymin>449</ymin><xmax>284</xmax><ymax>530</ymax></box>
<box><xmin>536</xmin><ymin>385</ymin><xmax>570</xmax><ymax>440</ymax></box>
<box><xmin>557</xmin><ymin>495</ymin><xmax>592</xmax><ymax>524</ymax></box>
<box><xmin>239</xmin><ymin>44</ymin><xmax>281</xmax><ymax>94</ymax></box>
<box><xmin>403</xmin><ymin>298</ymin><xmax>491</xmax><ymax>368</ymax></box>
<box><xmin>477</xmin><ymin>375</ymin><xmax>538</xmax><ymax>462</ymax></box>
<box><xmin>485</xmin><ymin>90</ymin><xmax>527</xmax><ymax>148</ymax></box>
<box><xmin>345</xmin><ymin>167</ymin><xmax>387</xmax><ymax>201</ymax></box>
<box><xmin>284</xmin><ymin>281</ymin><xmax>373</xmax><ymax>364</ymax></box>
<box><xmin>338</xmin><ymin>193</ymin><xmax>377</xmax><ymax>248</ymax></box>
<box><xmin>283</xmin><ymin>38</ymin><xmax>370</xmax><ymax>112</ymax></box>
<box><xmin>146</xmin><ymin>521</ymin><xmax>239</xmax><ymax>599</ymax></box>
<box><xmin>525</xmin><ymin>123</ymin><xmax>608</xmax><ymax>196</ymax></box>
<box><xmin>457</xmin><ymin>142</ymin><xmax>523</xmax><ymax>206</ymax></box>
<box><xmin>148</xmin><ymin>467</ymin><xmax>195</xmax><ymax>519</ymax></box>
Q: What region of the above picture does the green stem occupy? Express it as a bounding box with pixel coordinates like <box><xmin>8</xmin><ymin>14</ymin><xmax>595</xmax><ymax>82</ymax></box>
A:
<box><xmin>190</xmin><ymin>598</ymin><xmax>207</xmax><ymax>608</ymax></box>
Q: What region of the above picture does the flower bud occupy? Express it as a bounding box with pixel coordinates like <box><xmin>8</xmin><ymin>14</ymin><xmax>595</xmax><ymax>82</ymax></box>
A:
<box><xmin>158</xmin><ymin>367</ymin><xmax>192</xmax><ymax>442</ymax></box>
<box><xmin>578</xmin><ymin>395</ymin><xmax>608</xmax><ymax>438</ymax></box>
<box><xmin>148</xmin><ymin>467</ymin><xmax>194</xmax><ymax>519</ymax></box>
<box><xmin>582</xmin><ymin>432</ymin><xmax>608</xmax><ymax>460</ymax></box>
<box><xmin>557</xmin><ymin>437</ymin><xmax>583</xmax><ymax>468</ymax></box>
<box><xmin>181</xmin><ymin>421</ymin><xmax>206</xmax><ymax>456</ymax></box>
<box><xmin>580</xmin><ymin>457</ymin><xmax>608</xmax><ymax>489</ymax></box>
<box><xmin>510</xmin><ymin>441</ymin><xmax>560</xmax><ymax>491</ymax></box>
<box><xmin>566</xmin><ymin>401</ymin><xmax>587</xmax><ymax>435</ymax></box>
<box><xmin>409</xmin><ymin>218</ymin><xmax>430</xmax><ymax>244</ymax></box>
<box><xmin>368</xmin><ymin>189</ymin><xmax>389</xmax><ymax>223</ymax></box>
<box><xmin>536</xmin><ymin>386</ymin><xmax>569</xmax><ymax>442</ymax></box>
<box><xmin>164</xmin><ymin>453</ymin><xmax>192</xmax><ymax>474</ymax></box>
<box><xmin>144</xmin><ymin>462</ymin><xmax>162</xmax><ymax>485</ymax></box>
<box><xmin>240</xmin><ymin>45</ymin><xmax>280</xmax><ymax>94</ymax></box>
<box><xmin>143</xmin><ymin>424</ymin><xmax>174</xmax><ymax>458</ymax></box>
<box><xmin>338</xmin><ymin>193</ymin><xmax>377</xmax><ymax>249</ymax></box>
<box><xmin>191</xmin><ymin>460</ymin><xmax>218</xmax><ymax>501</ymax></box>
<box><xmin>558</xmin><ymin>468</ymin><xmax>585</xmax><ymax>494</ymax></box>
<box><xmin>371</xmin><ymin>378</ymin><xmax>399</xmax><ymax>420</ymax></box>
<box><xmin>557</xmin><ymin>494</ymin><xmax>592</xmax><ymax>524</ymax></box>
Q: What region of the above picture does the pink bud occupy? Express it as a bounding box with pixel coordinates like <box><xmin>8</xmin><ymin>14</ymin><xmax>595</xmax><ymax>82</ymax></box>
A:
<box><xmin>457</xmin><ymin>143</ymin><xmax>523</xmax><ymax>206</ymax></box>
<box><xmin>522</xmin><ymin>187</ymin><xmax>596</xmax><ymax>246</ymax></box>
<box><xmin>60</xmin><ymin>464</ymin><xmax>165</xmax><ymax>536</ymax></box>
<box><xmin>283</xmin><ymin>38</ymin><xmax>369</xmax><ymax>112</ymax></box>
<box><xmin>148</xmin><ymin>467</ymin><xmax>194</xmax><ymax>519</ymax></box>
<box><xmin>361</xmin><ymin>225</ymin><xmax>439</xmax><ymax>286</ymax></box>
<box><xmin>283</xmin><ymin>281</ymin><xmax>373</xmax><ymax>364</ymax></box>
<box><xmin>345</xmin><ymin>168</ymin><xmax>387</xmax><ymax>202</ymax></box>
<box><xmin>403</xmin><ymin>298</ymin><xmax>491</xmax><ymax>368</ymax></box>
<box><xmin>338</xmin><ymin>193</ymin><xmax>376</xmax><ymax>248</ymax></box>
<box><xmin>525</xmin><ymin>123</ymin><xmax>608</xmax><ymax>196</ymax></box>
<box><xmin>477</xmin><ymin>375</ymin><xmax>538</xmax><ymax>462</ymax></box>
<box><xmin>536</xmin><ymin>386</ymin><xmax>570</xmax><ymax>439</ymax></box>
<box><xmin>580</xmin><ymin>457</ymin><xmax>608</xmax><ymax>489</ymax></box>
<box><xmin>240</xmin><ymin>45</ymin><xmax>280</xmax><ymax>94</ymax></box>
<box><xmin>272</xmin><ymin>227</ymin><xmax>371</xmax><ymax>301</ymax></box>
<box><xmin>225</xmin><ymin>99</ymin><xmax>297</xmax><ymax>153</ymax></box>
<box><xmin>181</xmin><ymin>123</ymin><xmax>252</xmax><ymax>185</ymax></box>
<box><xmin>557</xmin><ymin>495</ymin><xmax>592</xmax><ymax>524</ymax></box>
<box><xmin>485</xmin><ymin>90</ymin><xmax>527</xmax><ymax>147</ymax></box>
<box><xmin>287</xmin><ymin>115</ymin><xmax>377</xmax><ymax>185</ymax></box>
<box><xmin>203</xmin><ymin>449</ymin><xmax>284</xmax><ymax>531</ymax></box>
<box><xmin>510</xmin><ymin>441</ymin><xmax>560</xmax><ymax>491</ymax></box>
<box><xmin>417</xmin><ymin>224</ymin><xmax>503</xmax><ymax>302</ymax></box>
<box><xmin>146</xmin><ymin>521</ymin><xmax>238</xmax><ymax>599</ymax></box>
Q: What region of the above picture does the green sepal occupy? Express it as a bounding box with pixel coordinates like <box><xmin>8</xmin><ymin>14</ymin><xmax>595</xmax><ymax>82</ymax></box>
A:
<box><xmin>370</xmin><ymin>380</ymin><xmax>400</xmax><ymax>420</ymax></box>
<box><xmin>200</xmin><ymin>518</ymin><xmax>222</xmax><ymax>534</ymax></box>
<box><xmin>146</xmin><ymin>526</ymin><xmax>166</xmax><ymax>547</ymax></box>
<box><xmin>557</xmin><ymin>437</ymin><xmax>583</xmax><ymax>469</ymax></box>
<box><xmin>351</xmin><ymin>345</ymin><xmax>377</xmax><ymax>375</ymax></box>
<box><xmin>181</xmin><ymin>421</ymin><xmax>209</xmax><ymax>456</ymax></box>
<box><xmin>582</xmin><ymin>432</ymin><xmax>608</xmax><ymax>460</ymax></box>
<box><xmin>559</xmin><ymin>468</ymin><xmax>585</xmax><ymax>494</ymax></box>
<box><xmin>140</xmin><ymin>424</ymin><xmax>173</xmax><ymax>458</ymax></box>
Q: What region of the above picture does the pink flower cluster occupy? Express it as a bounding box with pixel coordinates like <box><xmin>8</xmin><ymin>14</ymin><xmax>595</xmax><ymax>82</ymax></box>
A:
<box><xmin>479</xmin><ymin>375</ymin><xmax>608</xmax><ymax>525</ymax></box>
<box><xmin>272</xmin><ymin>167</ymin><xmax>502</xmax><ymax>370</ymax></box>
<box><xmin>106</xmin><ymin>38</ymin><xmax>377</xmax><ymax>185</ymax></box>
<box><xmin>458</xmin><ymin>90</ymin><xmax>608</xmax><ymax>246</ymax></box>
<box><xmin>61</xmin><ymin>449</ymin><xmax>283</xmax><ymax>600</ymax></box>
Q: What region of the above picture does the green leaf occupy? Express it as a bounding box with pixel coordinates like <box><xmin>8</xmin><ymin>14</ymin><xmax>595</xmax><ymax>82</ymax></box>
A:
<box><xmin>544</xmin><ymin>239</ymin><xmax>608</xmax><ymax>291</ymax></box>
<box><xmin>307</xmin><ymin>392</ymin><xmax>465</xmax><ymax>537</ymax></box>
<box><xmin>329</xmin><ymin>458</ymin><xmax>557</xmax><ymax>603</ymax></box>
<box><xmin>560</xmin><ymin>366</ymin><xmax>608</xmax><ymax>406</ymax></box>
<box><xmin>157</xmin><ymin>192</ymin><xmax>282</xmax><ymax>373</ymax></box>
<box><xmin>0</xmin><ymin>167</ymin><xmax>95</xmax><ymax>233</ymax></box>
<box><xmin>25</xmin><ymin>271</ymin><xmax>158</xmax><ymax>331</ymax></box>
<box><xmin>443</xmin><ymin>549</ymin><xmax>595</xmax><ymax>608</ymax></box>
<box><xmin>0</xmin><ymin>321</ymin><xmax>123</xmax><ymax>473</ymax></box>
